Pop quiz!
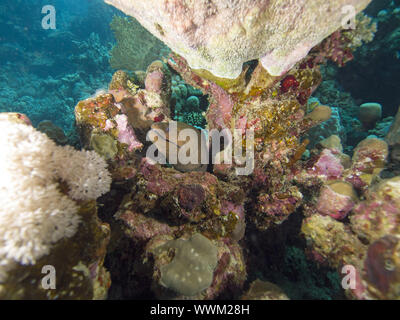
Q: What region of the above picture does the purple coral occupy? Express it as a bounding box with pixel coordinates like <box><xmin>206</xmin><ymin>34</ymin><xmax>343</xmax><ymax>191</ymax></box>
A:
<box><xmin>310</xmin><ymin>149</ymin><xmax>344</xmax><ymax>179</ymax></box>
<box><xmin>177</xmin><ymin>184</ymin><xmax>205</xmax><ymax>212</ymax></box>
<box><xmin>115</xmin><ymin>114</ymin><xmax>143</xmax><ymax>152</ymax></box>
<box><xmin>316</xmin><ymin>185</ymin><xmax>355</xmax><ymax>220</ymax></box>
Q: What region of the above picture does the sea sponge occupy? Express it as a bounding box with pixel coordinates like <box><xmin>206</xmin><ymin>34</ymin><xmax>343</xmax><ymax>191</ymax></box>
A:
<box><xmin>90</xmin><ymin>133</ymin><xmax>118</xmax><ymax>160</ymax></box>
<box><xmin>305</xmin><ymin>105</ymin><xmax>332</xmax><ymax>123</ymax></box>
<box><xmin>0</xmin><ymin>118</ymin><xmax>111</xmax><ymax>269</ymax></box>
<box><xmin>316</xmin><ymin>181</ymin><xmax>357</xmax><ymax>220</ymax></box>
<box><xmin>358</xmin><ymin>103</ymin><xmax>382</xmax><ymax>129</ymax></box>
<box><xmin>318</xmin><ymin>135</ymin><xmax>343</xmax><ymax>152</ymax></box>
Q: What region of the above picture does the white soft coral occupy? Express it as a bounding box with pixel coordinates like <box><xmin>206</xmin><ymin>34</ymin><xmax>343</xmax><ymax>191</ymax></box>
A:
<box><xmin>0</xmin><ymin>120</ymin><xmax>111</xmax><ymax>268</ymax></box>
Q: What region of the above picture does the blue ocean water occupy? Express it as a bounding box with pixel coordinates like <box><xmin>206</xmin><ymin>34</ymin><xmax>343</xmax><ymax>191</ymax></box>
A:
<box><xmin>0</xmin><ymin>0</ymin><xmax>122</xmax><ymax>132</ymax></box>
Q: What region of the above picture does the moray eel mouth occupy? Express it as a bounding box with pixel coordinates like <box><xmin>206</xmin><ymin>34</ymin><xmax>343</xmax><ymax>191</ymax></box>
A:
<box><xmin>149</xmin><ymin>121</ymin><xmax>209</xmax><ymax>173</ymax></box>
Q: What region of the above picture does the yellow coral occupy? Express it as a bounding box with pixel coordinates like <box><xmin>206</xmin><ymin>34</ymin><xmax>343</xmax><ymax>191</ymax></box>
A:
<box><xmin>343</xmin><ymin>13</ymin><xmax>377</xmax><ymax>49</ymax></box>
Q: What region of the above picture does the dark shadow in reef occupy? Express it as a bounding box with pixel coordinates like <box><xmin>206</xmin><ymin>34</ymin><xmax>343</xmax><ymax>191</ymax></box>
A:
<box><xmin>243</xmin><ymin>209</ymin><xmax>347</xmax><ymax>300</ymax></box>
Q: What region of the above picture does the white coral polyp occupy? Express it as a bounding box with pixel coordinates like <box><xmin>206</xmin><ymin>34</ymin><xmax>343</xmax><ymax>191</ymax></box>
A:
<box><xmin>55</xmin><ymin>146</ymin><xmax>112</xmax><ymax>201</ymax></box>
<box><xmin>0</xmin><ymin>121</ymin><xmax>111</xmax><ymax>266</ymax></box>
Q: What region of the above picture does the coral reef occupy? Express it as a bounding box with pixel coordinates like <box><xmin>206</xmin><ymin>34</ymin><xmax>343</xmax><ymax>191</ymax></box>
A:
<box><xmin>336</xmin><ymin>1</ymin><xmax>400</xmax><ymax>116</ymax></box>
<box><xmin>241</xmin><ymin>279</ymin><xmax>289</xmax><ymax>300</ymax></box>
<box><xmin>109</xmin><ymin>16</ymin><xmax>170</xmax><ymax>71</ymax></box>
<box><xmin>0</xmin><ymin>114</ymin><xmax>111</xmax><ymax>299</ymax></box>
<box><xmin>69</xmin><ymin>4</ymin><xmax>398</xmax><ymax>296</ymax></box>
<box><xmin>302</xmin><ymin>175</ymin><xmax>400</xmax><ymax>299</ymax></box>
<box><xmin>2</xmin><ymin>0</ymin><xmax>399</xmax><ymax>302</ymax></box>
<box><xmin>0</xmin><ymin>1</ymin><xmax>117</xmax><ymax>132</ymax></box>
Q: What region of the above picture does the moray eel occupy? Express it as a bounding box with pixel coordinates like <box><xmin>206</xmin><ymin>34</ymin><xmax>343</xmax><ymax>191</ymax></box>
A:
<box><xmin>149</xmin><ymin>121</ymin><xmax>209</xmax><ymax>172</ymax></box>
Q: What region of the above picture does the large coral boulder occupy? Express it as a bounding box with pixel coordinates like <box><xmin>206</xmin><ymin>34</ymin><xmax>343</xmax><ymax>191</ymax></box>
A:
<box><xmin>105</xmin><ymin>0</ymin><xmax>371</xmax><ymax>78</ymax></box>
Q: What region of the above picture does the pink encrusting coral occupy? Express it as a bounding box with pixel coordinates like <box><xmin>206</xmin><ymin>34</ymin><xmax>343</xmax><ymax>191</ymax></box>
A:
<box><xmin>145</xmin><ymin>70</ymin><xmax>164</xmax><ymax>94</ymax></box>
<box><xmin>309</xmin><ymin>149</ymin><xmax>344</xmax><ymax>179</ymax></box>
<box><xmin>316</xmin><ymin>185</ymin><xmax>355</xmax><ymax>220</ymax></box>
<box><xmin>115</xmin><ymin>114</ymin><xmax>143</xmax><ymax>152</ymax></box>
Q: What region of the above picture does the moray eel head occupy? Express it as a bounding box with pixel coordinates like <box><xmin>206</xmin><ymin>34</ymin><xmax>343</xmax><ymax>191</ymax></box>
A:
<box><xmin>149</xmin><ymin>121</ymin><xmax>208</xmax><ymax>172</ymax></box>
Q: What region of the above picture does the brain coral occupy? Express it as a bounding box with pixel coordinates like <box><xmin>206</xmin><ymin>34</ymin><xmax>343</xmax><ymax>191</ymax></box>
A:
<box><xmin>156</xmin><ymin>233</ymin><xmax>218</xmax><ymax>296</ymax></box>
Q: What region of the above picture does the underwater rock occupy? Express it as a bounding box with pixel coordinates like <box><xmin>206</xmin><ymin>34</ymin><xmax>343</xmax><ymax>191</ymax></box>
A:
<box><xmin>120</xmin><ymin>96</ymin><xmax>154</xmax><ymax>133</ymax></box>
<box><xmin>145</xmin><ymin>60</ymin><xmax>172</xmax><ymax>106</ymax></box>
<box><xmin>350</xmin><ymin>177</ymin><xmax>400</xmax><ymax>244</ymax></box>
<box><xmin>309</xmin><ymin>149</ymin><xmax>344</xmax><ymax>180</ymax></box>
<box><xmin>241</xmin><ymin>279</ymin><xmax>289</xmax><ymax>300</ymax></box>
<box><xmin>74</xmin><ymin>91</ymin><xmax>146</xmax><ymax>180</ymax></box>
<box><xmin>254</xmin><ymin>186</ymin><xmax>303</xmax><ymax>230</ymax></box>
<box><xmin>351</xmin><ymin>137</ymin><xmax>388</xmax><ymax>182</ymax></box>
<box><xmin>302</xmin><ymin>214</ymin><xmax>366</xmax><ymax>268</ymax></box>
<box><xmin>301</xmin><ymin>214</ymin><xmax>367</xmax><ymax>299</ymax></box>
<box><xmin>109</xmin><ymin>70</ymin><xmax>130</xmax><ymax>91</ymax></box>
<box><xmin>75</xmin><ymin>93</ymin><xmax>120</xmax><ymax>139</ymax></box>
<box><xmin>318</xmin><ymin>135</ymin><xmax>343</xmax><ymax>152</ymax></box>
<box><xmin>37</xmin><ymin>120</ymin><xmax>68</xmax><ymax>145</ymax></box>
<box><xmin>358</xmin><ymin>102</ymin><xmax>382</xmax><ymax>129</ymax></box>
<box><xmin>302</xmin><ymin>171</ymin><xmax>400</xmax><ymax>299</ymax></box>
<box><xmin>117</xmin><ymin>158</ymin><xmax>244</xmax><ymax>230</ymax></box>
<box><xmin>316</xmin><ymin>182</ymin><xmax>357</xmax><ymax>220</ymax></box>
<box><xmin>364</xmin><ymin>235</ymin><xmax>400</xmax><ymax>300</ymax></box>
<box><xmin>105</xmin><ymin>0</ymin><xmax>371</xmax><ymax>78</ymax></box>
